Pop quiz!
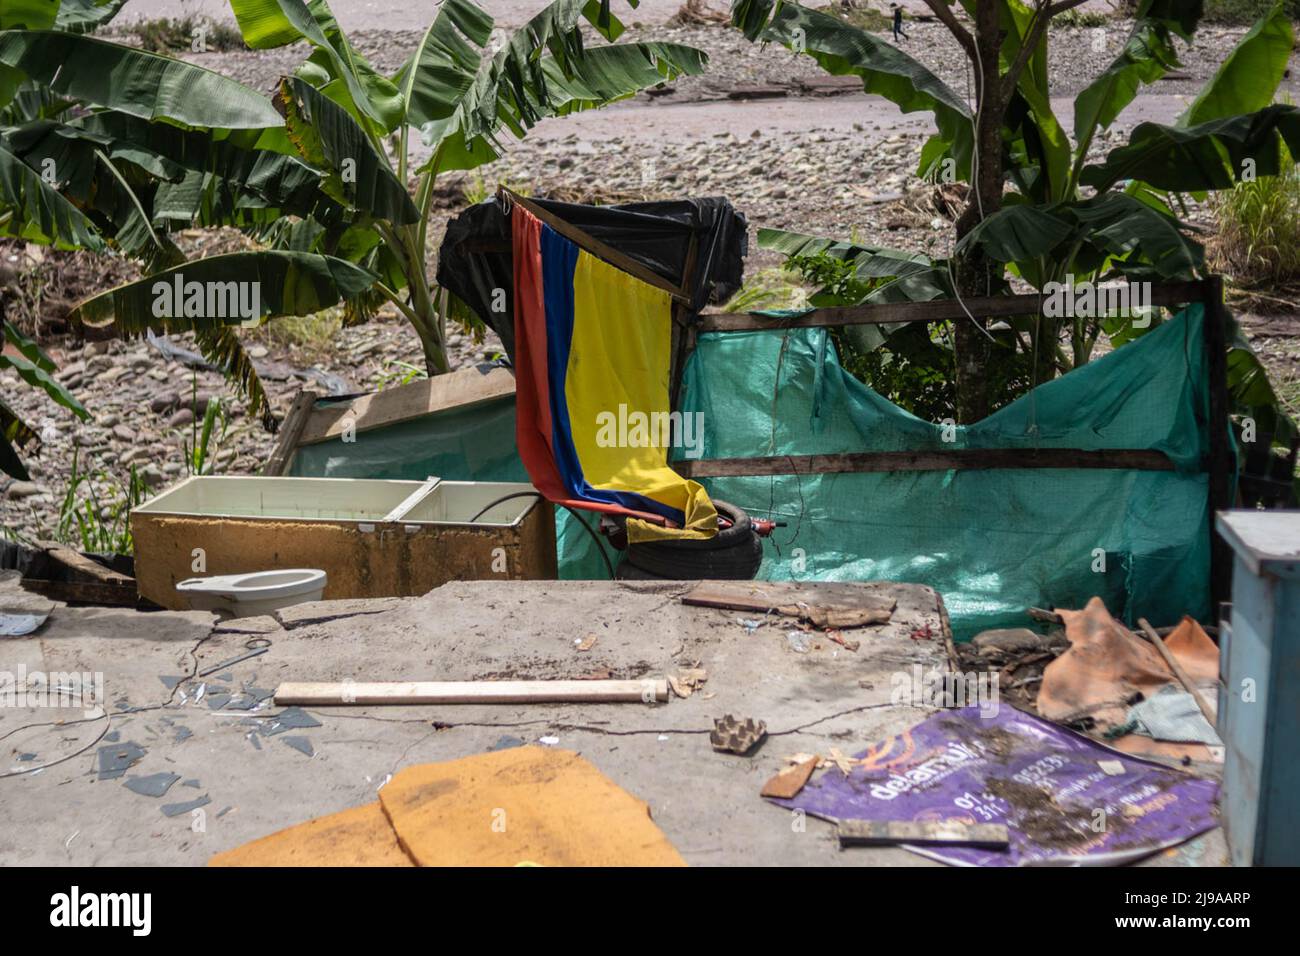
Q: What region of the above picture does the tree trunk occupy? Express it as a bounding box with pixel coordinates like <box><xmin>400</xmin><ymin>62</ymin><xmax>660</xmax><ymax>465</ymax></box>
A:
<box><xmin>950</xmin><ymin>1</ymin><xmax>1008</xmax><ymax>424</ymax></box>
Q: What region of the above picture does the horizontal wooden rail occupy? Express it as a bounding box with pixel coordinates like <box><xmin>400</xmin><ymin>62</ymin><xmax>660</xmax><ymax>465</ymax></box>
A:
<box><xmin>696</xmin><ymin>280</ymin><xmax>1208</xmax><ymax>333</ymax></box>
<box><xmin>676</xmin><ymin>448</ymin><xmax>1178</xmax><ymax>478</ymax></box>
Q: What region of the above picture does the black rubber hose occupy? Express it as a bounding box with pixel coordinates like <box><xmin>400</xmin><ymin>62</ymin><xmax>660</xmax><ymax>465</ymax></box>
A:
<box><xmin>467</xmin><ymin>491</ymin><xmax>615</xmax><ymax>580</ymax></box>
<box><xmin>468</xmin><ymin>491</ymin><xmax>543</xmax><ymax>522</ymax></box>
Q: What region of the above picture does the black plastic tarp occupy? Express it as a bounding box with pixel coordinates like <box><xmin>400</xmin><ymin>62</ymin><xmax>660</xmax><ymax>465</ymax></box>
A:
<box><xmin>436</xmin><ymin>195</ymin><xmax>748</xmax><ymax>361</ymax></box>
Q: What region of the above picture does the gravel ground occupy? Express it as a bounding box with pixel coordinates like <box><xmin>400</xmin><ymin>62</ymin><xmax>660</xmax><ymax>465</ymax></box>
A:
<box><xmin>4</xmin><ymin>12</ymin><xmax>1298</xmax><ymax>541</ymax></box>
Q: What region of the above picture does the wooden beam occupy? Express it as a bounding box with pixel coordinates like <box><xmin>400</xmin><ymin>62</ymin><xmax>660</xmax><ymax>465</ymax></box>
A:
<box><xmin>1136</xmin><ymin>618</ymin><xmax>1217</xmax><ymax>725</ymax></box>
<box><xmin>675</xmin><ymin>448</ymin><xmax>1178</xmax><ymax>478</ymax></box>
<box><xmin>696</xmin><ymin>281</ymin><xmax>1207</xmax><ymax>332</ymax></box>
<box><xmin>296</xmin><ymin>365</ymin><xmax>515</xmax><ymax>446</ymax></box>
<box><xmin>274</xmin><ymin>678</ymin><xmax>670</xmax><ymax>706</ymax></box>
<box><xmin>502</xmin><ymin>187</ymin><xmax>690</xmax><ymax>304</ymax></box>
<box><xmin>1203</xmin><ymin>275</ymin><xmax>1233</xmax><ymax>608</ymax></box>
<box><xmin>263</xmin><ymin>388</ymin><xmax>317</xmax><ymax>476</ymax></box>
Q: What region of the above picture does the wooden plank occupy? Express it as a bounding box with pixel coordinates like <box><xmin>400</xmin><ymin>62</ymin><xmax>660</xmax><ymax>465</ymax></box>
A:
<box><xmin>696</xmin><ymin>281</ymin><xmax>1206</xmax><ymax>332</ymax></box>
<box><xmin>1136</xmin><ymin>617</ymin><xmax>1217</xmax><ymax>724</ymax></box>
<box><xmin>837</xmin><ymin>819</ymin><xmax>1010</xmax><ymax>849</ymax></box>
<box><xmin>297</xmin><ymin>365</ymin><xmax>515</xmax><ymax>446</ymax></box>
<box><xmin>503</xmin><ymin>187</ymin><xmax>690</xmax><ymax>304</ymax></box>
<box><xmin>381</xmin><ymin>477</ymin><xmax>441</xmax><ymax>522</ymax></box>
<box><xmin>681</xmin><ymin>581</ymin><xmax>895</xmax><ymax>628</ymax></box>
<box><xmin>1203</xmin><ymin>275</ymin><xmax>1233</xmax><ymax>607</ymax></box>
<box><xmin>23</xmin><ymin>579</ymin><xmax>137</xmax><ymax>607</ymax></box>
<box><xmin>263</xmin><ymin>388</ymin><xmax>317</xmax><ymax>476</ymax></box>
<box><xmin>274</xmin><ymin>678</ymin><xmax>670</xmax><ymax>706</ymax></box>
<box><xmin>676</xmin><ymin>448</ymin><xmax>1177</xmax><ymax>478</ymax></box>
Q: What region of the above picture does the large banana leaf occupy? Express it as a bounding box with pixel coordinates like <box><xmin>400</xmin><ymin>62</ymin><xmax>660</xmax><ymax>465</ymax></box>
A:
<box><xmin>955</xmin><ymin>193</ymin><xmax>1202</xmax><ymax>280</ymax></box>
<box><xmin>1069</xmin><ymin>192</ymin><xmax>1203</xmax><ymax>279</ymax></box>
<box><xmin>1180</xmin><ymin>4</ymin><xmax>1293</xmax><ymax>127</ymax></box>
<box><xmin>55</xmin><ymin>0</ymin><xmax>128</xmax><ymax>33</ymax></box>
<box><xmin>0</xmin><ymin>142</ymin><xmax>104</xmax><ymax>250</ymax></box>
<box><xmin>954</xmin><ymin>204</ymin><xmax>1074</xmax><ymax>265</ymax></box>
<box><xmin>0</xmin><ymin>395</ymin><xmax>37</xmax><ymax>480</ymax></box>
<box><xmin>394</xmin><ymin>0</ymin><xmax>495</xmax><ymax>130</ymax></box>
<box><xmin>730</xmin><ymin>2</ymin><xmax>973</xmax><ymax>177</ymax></box>
<box><xmin>1081</xmin><ymin>104</ymin><xmax>1300</xmax><ymax>191</ymax></box>
<box><xmin>1073</xmin><ymin>0</ymin><xmax>1201</xmax><ymax>144</ymax></box>
<box><xmin>0</xmin><ymin>30</ymin><xmax>283</xmax><ymax>129</ymax></box>
<box><xmin>282</xmin><ymin>77</ymin><xmax>420</xmax><ymax>224</ymax></box>
<box><xmin>193</xmin><ymin>324</ymin><xmax>275</xmax><ymax>428</ymax></box>
<box><xmin>70</xmin><ymin>250</ymin><xmax>378</xmax><ymax>332</ymax></box>
<box><xmin>0</xmin><ymin>351</ymin><xmax>88</xmax><ymax>420</ymax></box>
<box><xmin>418</xmin><ymin>31</ymin><xmax>706</xmax><ymax>174</ymax></box>
<box><xmin>230</xmin><ymin>0</ymin><xmax>412</xmax><ymax>130</ymax></box>
<box><xmin>758</xmin><ymin>225</ymin><xmax>949</xmax><ymax>350</ymax></box>
<box><xmin>0</xmin><ymin>0</ymin><xmax>60</xmax><ymax>29</ymax></box>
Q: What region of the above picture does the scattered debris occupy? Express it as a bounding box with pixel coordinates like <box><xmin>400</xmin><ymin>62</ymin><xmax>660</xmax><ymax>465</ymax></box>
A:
<box><xmin>710</xmin><ymin>715</ymin><xmax>766</xmax><ymax>755</ymax></box>
<box><xmin>95</xmin><ymin>742</ymin><xmax>146</xmax><ymax>781</ymax></box>
<box><xmin>1127</xmin><ymin>685</ymin><xmax>1221</xmax><ymax>745</ymax></box>
<box><xmin>123</xmin><ymin>772</ymin><xmax>181</xmax><ymax>798</ymax></box>
<box><xmin>161</xmin><ymin>794</ymin><xmax>211</xmax><ymax>818</ymax></box>
<box><xmin>760</xmin><ymin>756</ymin><xmax>819</xmax><ymax>799</ymax></box>
<box><xmin>682</xmin><ymin>582</ymin><xmax>895</xmax><ymax>630</ymax></box>
<box><xmin>826</xmin><ymin>630</ymin><xmax>860</xmax><ymax>652</ymax></box>
<box><xmin>197</xmin><ymin>646</ymin><xmax>270</xmax><ymax>678</ymax></box>
<box><xmin>280</xmin><ymin>736</ymin><xmax>315</xmax><ymax>757</ymax></box>
<box><xmin>574</xmin><ymin>634</ymin><xmax>598</xmax><ymax>652</ymax></box>
<box><xmin>261</xmin><ymin>707</ymin><xmax>322</xmax><ymax>736</ymax></box>
<box><xmin>0</xmin><ymin>607</ymin><xmax>51</xmax><ymax>636</ymax></box>
<box><xmin>667</xmin><ymin>666</ymin><xmax>708</xmax><ymax>699</ymax></box>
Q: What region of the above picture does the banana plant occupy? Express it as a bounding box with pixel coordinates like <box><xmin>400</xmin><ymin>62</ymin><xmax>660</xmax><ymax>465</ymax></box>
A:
<box><xmin>730</xmin><ymin>0</ymin><xmax>1298</xmax><ymax>435</ymax></box>
<box><xmin>0</xmin><ymin>0</ymin><xmax>708</xmax><ymax>444</ymax></box>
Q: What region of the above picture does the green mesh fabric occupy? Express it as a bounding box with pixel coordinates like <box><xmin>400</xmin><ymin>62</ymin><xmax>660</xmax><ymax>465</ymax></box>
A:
<box><xmin>677</xmin><ymin>305</ymin><xmax>1213</xmax><ymax>639</ymax></box>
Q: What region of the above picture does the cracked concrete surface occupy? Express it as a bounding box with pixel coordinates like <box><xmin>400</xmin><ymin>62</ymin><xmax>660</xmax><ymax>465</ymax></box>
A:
<box><xmin>0</xmin><ymin>577</ymin><xmax>1225</xmax><ymax>866</ymax></box>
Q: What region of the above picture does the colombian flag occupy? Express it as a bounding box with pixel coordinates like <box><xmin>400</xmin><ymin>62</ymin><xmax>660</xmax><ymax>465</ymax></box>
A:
<box><xmin>512</xmin><ymin>205</ymin><xmax>717</xmax><ymax>542</ymax></box>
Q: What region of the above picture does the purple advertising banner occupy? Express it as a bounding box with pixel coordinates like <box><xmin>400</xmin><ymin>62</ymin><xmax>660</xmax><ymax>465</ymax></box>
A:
<box><xmin>772</xmin><ymin>705</ymin><xmax>1220</xmax><ymax>866</ymax></box>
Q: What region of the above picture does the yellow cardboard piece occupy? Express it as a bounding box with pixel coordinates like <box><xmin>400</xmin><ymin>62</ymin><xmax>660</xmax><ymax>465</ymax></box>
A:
<box><xmin>209</xmin><ymin>802</ymin><xmax>415</xmax><ymax>867</ymax></box>
<box><xmin>378</xmin><ymin>746</ymin><xmax>685</xmax><ymax>866</ymax></box>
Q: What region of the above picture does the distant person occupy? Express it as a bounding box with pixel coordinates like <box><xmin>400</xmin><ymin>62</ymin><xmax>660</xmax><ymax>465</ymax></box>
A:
<box><xmin>890</xmin><ymin>3</ymin><xmax>909</xmax><ymax>42</ymax></box>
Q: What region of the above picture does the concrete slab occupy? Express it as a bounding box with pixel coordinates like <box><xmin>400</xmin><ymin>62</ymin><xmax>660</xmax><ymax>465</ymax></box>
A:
<box><xmin>0</xmin><ymin>577</ymin><xmax>1226</xmax><ymax>866</ymax></box>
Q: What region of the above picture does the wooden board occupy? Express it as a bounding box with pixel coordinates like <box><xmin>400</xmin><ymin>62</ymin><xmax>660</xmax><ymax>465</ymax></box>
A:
<box><xmin>262</xmin><ymin>388</ymin><xmax>317</xmax><ymax>476</ymax></box>
<box><xmin>274</xmin><ymin>678</ymin><xmax>669</xmax><ymax>706</ymax></box>
<box><xmin>681</xmin><ymin>581</ymin><xmax>896</xmax><ymax>629</ymax></box>
<box><xmin>676</xmin><ymin>448</ymin><xmax>1177</xmax><ymax>479</ymax></box>
<box><xmin>837</xmin><ymin>819</ymin><xmax>1010</xmax><ymax>849</ymax></box>
<box><xmin>296</xmin><ymin>364</ymin><xmax>516</xmax><ymax>446</ymax></box>
<box><xmin>695</xmin><ymin>280</ymin><xmax>1207</xmax><ymax>332</ymax></box>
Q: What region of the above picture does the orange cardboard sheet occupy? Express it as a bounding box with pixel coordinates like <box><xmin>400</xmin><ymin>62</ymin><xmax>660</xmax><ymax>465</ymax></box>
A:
<box><xmin>378</xmin><ymin>746</ymin><xmax>685</xmax><ymax>867</ymax></box>
<box><xmin>210</xmin><ymin>746</ymin><xmax>683</xmax><ymax>867</ymax></box>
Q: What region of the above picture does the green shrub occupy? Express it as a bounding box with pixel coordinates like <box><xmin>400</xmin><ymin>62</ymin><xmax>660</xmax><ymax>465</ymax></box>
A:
<box><xmin>1212</xmin><ymin>150</ymin><xmax>1300</xmax><ymax>291</ymax></box>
